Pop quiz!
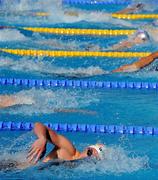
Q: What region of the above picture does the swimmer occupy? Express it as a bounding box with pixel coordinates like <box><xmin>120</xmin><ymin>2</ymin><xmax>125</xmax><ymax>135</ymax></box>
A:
<box><xmin>64</xmin><ymin>2</ymin><xmax>145</xmax><ymax>18</ymax></box>
<box><xmin>0</xmin><ymin>95</ymin><xmax>34</xmax><ymax>108</ymax></box>
<box><xmin>85</xmin><ymin>29</ymin><xmax>150</xmax><ymax>51</ymax></box>
<box><xmin>108</xmin><ymin>30</ymin><xmax>150</xmax><ymax>51</ymax></box>
<box><xmin>42</xmin><ymin>51</ymin><xmax>158</xmax><ymax>75</ymax></box>
<box><xmin>27</xmin><ymin>122</ymin><xmax>105</xmax><ymax>164</ymax></box>
<box><xmin>3</xmin><ymin>0</ymin><xmax>132</xmax><ymax>27</ymax></box>
<box><xmin>36</xmin><ymin>39</ymin><xmax>91</xmax><ymax>51</ymax></box>
<box><xmin>0</xmin><ymin>94</ymin><xmax>96</xmax><ymax>115</ymax></box>
<box><xmin>112</xmin><ymin>51</ymin><xmax>158</xmax><ymax>73</ymax></box>
<box><xmin>115</xmin><ymin>3</ymin><xmax>145</xmax><ymax>14</ymax></box>
<box><xmin>0</xmin><ymin>122</ymin><xmax>105</xmax><ymax>171</ymax></box>
<box><xmin>37</xmin><ymin>29</ymin><xmax>150</xmax><ymax>52</ymax></box>
<box><xmin>45</xmin><ymin>50</ymin><xmax>158</xmax><ymax>75</ymax></box>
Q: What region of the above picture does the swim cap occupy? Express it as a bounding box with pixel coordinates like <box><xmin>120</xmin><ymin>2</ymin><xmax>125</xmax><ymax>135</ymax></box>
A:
<box><xmin>135</xmin><ymin>30</ymin><xmax>150</xmax><ymax>41</ymax></box>
<box><xmin>89</xmin><ymin>144</ymin><xmax>105</xmax><ymax>159</ymax></box>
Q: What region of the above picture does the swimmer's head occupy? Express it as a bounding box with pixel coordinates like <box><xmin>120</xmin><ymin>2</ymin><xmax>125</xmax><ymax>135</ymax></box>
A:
<box><xmin>133</xmin><ymin>30</ymin><xmax>150</xmax><ymax>43</ymax></box>
<box><xmin>86</xmin><ymin>143</ymin><xmax>105</xmax><ymax>160</ymax></box>
<box><xmin>135</xmin><ymin>3</ymin><xmax>144</xmax><ymax>10</ymax></box>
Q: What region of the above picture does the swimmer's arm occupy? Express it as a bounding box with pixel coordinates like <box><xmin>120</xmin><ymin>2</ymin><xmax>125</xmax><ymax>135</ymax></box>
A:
<box><xmin>108</xmin><ymin>40</ymin><xmax>134</xmax><ymax>51</ymax></box>
<box><xmin>0</xmin><ymin>95</ymin><xmax>17</xmax><ymax>108</ymax></box>
<box><xmin>0</xmin><ymin>95</ymin><xmax>34</xmax><ymax>109</ymax></box>
<box><xmin>115</xmin><ymin>3</ymin><xmax>144</xmax><ymax>14</ymax></box>
<box><xmin>112</xmin><ymin>52</ymin><xmax>158</xmax><ymax>73</ymax></box>
<box><xmin>28</xmin><ymin>122</ymin><xmax>76</xmax><ymax>163</ymax></box>
<box><xmin>54</xmin><ymin>108</ymin><xmax>97</xmax><ymax>115</ymax></box>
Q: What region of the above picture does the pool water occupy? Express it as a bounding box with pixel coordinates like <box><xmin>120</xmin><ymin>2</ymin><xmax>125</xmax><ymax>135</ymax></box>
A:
<box><xmin>1</xmin><ymin>0</ymin><xmax>158</xmax><ymax>179</ymax></box>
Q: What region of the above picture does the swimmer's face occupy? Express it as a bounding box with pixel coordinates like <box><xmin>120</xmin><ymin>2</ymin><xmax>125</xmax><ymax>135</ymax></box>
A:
<box><xmin>86</xmin><ymin>147</ymin><xmax>99</xmax><ymax>158</ymax></box>
<box><xmin>85</xmin><ymin>144</ymin><xmax>105</xmax><ymax>159</ymax></box>
<box><xmin>134</xmin><ymin>36</ymin><xmax>145</xmax><ymax>44</ymax></box>
<box><xmin>136</xmin><ymin>3</ymin><xmax>144</xmax><ymax>10</ymax></box>
<box><xmin>133</xmin><ymin>32</ymin><xmax>149</xmax><ymax>44</ymax></box>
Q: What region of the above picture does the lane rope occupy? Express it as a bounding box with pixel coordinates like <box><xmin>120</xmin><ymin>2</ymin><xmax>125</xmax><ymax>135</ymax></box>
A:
<box><xmin>0</xmin><ymin>0</ymin><xmax>131</xmax><ymax>5</ymax></box>
<box><xmin>62</xmin><ymin>0</ymin><xmax>131</xmax><ymax>5</ymax></box>
<box><xmin>22</xmin><ymin>27</ymin><xmax>136</xmax><ymax>36</ymax></box>
<box><xmin>0</xmin><ymin>121</ymin><xmax>156</xmax><ymax>135</ymax></box>
<box><xmin>0</xmin><ymin>48</ymin><xmax>150</xmax><ymax>58</ymax></box>
<box><xmin>0</xmin><ymin>78</ymin><xmax>157</xmax><ymax>90</ymax></box>
<box><xmin>112</xmin><ymin>13</ymin><xmax>158</xmax><ymax>19</ymax></box>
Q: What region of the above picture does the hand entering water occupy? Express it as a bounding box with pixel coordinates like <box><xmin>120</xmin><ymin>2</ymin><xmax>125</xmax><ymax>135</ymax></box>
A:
<box><xmin>27</xmin><ymin>137</ymin><xmax>47</xmax><ymax>164</ymax></box>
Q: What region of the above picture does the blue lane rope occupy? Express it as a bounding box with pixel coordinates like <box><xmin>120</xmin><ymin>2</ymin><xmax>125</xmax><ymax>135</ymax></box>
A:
<box><xmin>0</xmin><ymin>78</ymin><xmax>158</xmax><ymax>90</ymax></box>
<box><xmin>62</xmin><ymin>0</ymin><xmax>131</xmax><ymax>5</ymax></box>
<box><xmin>0</xmin><ymin>121</ymin><xmax>156</xmax><ymax>135</ymax></box>
<box><xmin>0</xmin><ymin>0</ymin><xmax>131</xmax><ymax>5</ymax></box>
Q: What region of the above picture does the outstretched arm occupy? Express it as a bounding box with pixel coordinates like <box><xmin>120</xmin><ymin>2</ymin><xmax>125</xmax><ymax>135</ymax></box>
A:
<box><xmin>112</xmin><ymin>51</ymin><xmax>158</xmax><ymax>73</ymax></box>
<box><xmin>0</xmin><ymin>95</ymin><xmax>34</xmax><ymax>109</ymax></box>
<box><xmin>115</xmin><ymin>3</ymin><xmax>144</xmax><ymax>14</ymax></box>
<box><xmin>0</xmin><ymin>95</ymin><xmax>17</xmax><ymax>108</ymax></box>
<box><xmin>107</xmin><ymin>40</ymin><xmax>134</xmax><ymax>51</ymax></box>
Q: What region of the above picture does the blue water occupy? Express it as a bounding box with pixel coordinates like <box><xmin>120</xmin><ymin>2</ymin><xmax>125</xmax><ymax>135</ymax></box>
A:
<box><xmin>1</xmin><ymin>0</ymin><xmax>158</xmax><ymax>179</ymax></box>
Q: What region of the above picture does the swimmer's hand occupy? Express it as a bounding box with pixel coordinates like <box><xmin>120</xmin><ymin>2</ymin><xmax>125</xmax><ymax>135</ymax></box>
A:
<box><xmin>27</xmin><ymin>137</ymin><xmax>47</xmax><ymax>164</ymax></box>
<box><xmin>112</xmin><ymin>64</ymin><xmax>139</xmax><ymax>73</ymax></box>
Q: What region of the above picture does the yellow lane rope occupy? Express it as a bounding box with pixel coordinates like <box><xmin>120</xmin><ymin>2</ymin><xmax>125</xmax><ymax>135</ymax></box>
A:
<box><xmin>112</xmin><ymin>14</ymin><xmax>158</xmax><ymax>19</ymax></box>
<box><xmin>0</xmin><ymin>48</ymin><xmax>150</xmax><ymax>58</ymax></box>
<box><xmin>22</xmin><ymin>27</ymin><xmax>136</xmax><ymax>36</ymax></box>
<box><xmin>34</xmin><ymin>12</ymin><xmax>158</xmax><ymax>20</ymax></box>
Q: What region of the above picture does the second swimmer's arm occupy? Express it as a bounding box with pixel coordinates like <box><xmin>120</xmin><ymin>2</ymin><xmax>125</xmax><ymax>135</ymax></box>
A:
<box><xmin>112</xmin><ymin>51</ymin><xmax>158</xmax><ymax>73</ymax></box>
<box><xmin>0</xmin><ymin>95</ymin><xmax>34</xmax><ymax>109</ymax></box>
<box><xmin>109</xmin><ymin>40</ymin><xmax>134</xmax><ymax>51</ymax></box>
<box><xmin>0</xmin><ymin>95</ymin><xmax>17</xmax><ymax>108</ymax></box>
<box><xmin>115</xmin><ymin>3</ymin><xmax>144</xmax><ymax>14</ymax></box>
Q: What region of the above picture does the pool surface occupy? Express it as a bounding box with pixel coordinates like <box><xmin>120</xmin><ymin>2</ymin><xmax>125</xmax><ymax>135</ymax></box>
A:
<box><xmin>1</xmin><ymin>0</ymin><xmax>158</xmax><ymax>179</ymax></box>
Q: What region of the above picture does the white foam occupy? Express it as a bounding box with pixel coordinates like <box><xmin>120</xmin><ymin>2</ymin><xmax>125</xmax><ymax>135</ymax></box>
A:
<box><xmin>0</xmin><ymin>0</ymin><xmax>133</xmax><ymax>26</ymax></box>
<box><xmin>0</xmin><ymin>58</ymin><xmax>13</xmax><ymax>67</ymax></box>
<box><xmin>0</xmin><ymin>132</ymin><xmax>149</xmax><ymax>175</ymax></box>
<box><xmin>1</xmin><ymin>88</ymin><xmax>100</xmax><ymax>115</ymax></box>
<box><xmin>14</xmin><ymin>95</ymin><xmax>35</xmax><ymax>105</ymax></box>
<box><xmin>147</xmin><ymin>28</ymin><xmax>158</xmax><ymax>43</ymax></box>
<box><xmin>0</xmin><ymin>131</ymin><xmax>34</xmax><ymax>169</ymax></box>
<box><xmin>77</xmin><ymin>146</ymin><xmax>148</xmax><ymax>175</ymax></box>
<box><xmin>48</xmin><ymin>9</ymin><xmax>133</xmax><ymax>27</ymax></box>
<box><xmin>0</xmin><ymin>58</ymin><xmax>106</xmax><ymax>77</ymax></box>
<box><xmin>42</xmin><ymin>65</ymin><xmax>106</xmax><ymax>77</ymax></box>
<box><xmin>36</xmin><ymin>39</ymin><xmax>80</xmax><ymax>50</ymax></box>
<box><xmin>0</xmin><ymin>29</ymin><xmax>28</xmax><ymax>41</ymax></box>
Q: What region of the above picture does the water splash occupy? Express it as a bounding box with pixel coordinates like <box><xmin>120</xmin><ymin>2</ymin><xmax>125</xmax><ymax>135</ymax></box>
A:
<box><xmin>40</xmin><ymin>146</ymin><xmax>148</xmax><ymax>179</ymax></box>
<box><xmin>0</xmin><ymin>131</ymin><xmax>34</xmax><ymax>172</ymax></box>
<box><xmin>0</xmin><ymin>88</ymin><xmax>100</xmax><ymax>115</ymax></box>
<box><xmin>94</xmin><ymin>146</ymin><xmax>148</xmax><ymax>174</ymax></box>
<box><xmin>0</xmin><ymin>58</ymin><xmax>106</xmax><ymax>77</ymax></box>
<box><xmin>36</xmin><ymin>39</ymin><xmax>83</xmax><ymax>50</ymax></box>
<box><xmin>0</xmin><ymin>132</ymin><xmax>148</xmax><ymax>176</ymax></box>
<box><xmin>48</xmin><ymin>8</ymin><xmax>133</xmax><ymax>27</ymax></box>
<box><xmin>0</xmin><ymin>0</ymin><xmax>133</xmax><ymax>27</ymax></box>
<box><xmin>0</xmin><ymin>29</ymin><xmax>28</xmax><ymax>41</ymax></box>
